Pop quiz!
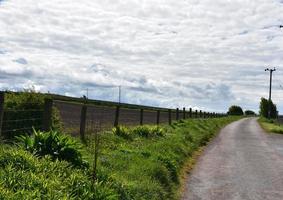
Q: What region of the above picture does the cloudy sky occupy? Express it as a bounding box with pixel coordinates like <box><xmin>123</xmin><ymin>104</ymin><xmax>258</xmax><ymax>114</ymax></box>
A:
<box><xmin>0</xmin><ymin>0</ymin><xmax>283</xmax><ymax>113</ymax></box>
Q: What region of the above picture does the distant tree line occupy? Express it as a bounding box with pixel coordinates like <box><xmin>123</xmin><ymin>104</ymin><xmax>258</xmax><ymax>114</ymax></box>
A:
<box><xmin>226</xmin><ymin>97</ymin><xmax>278</xmax><ymax>119</ymax></box>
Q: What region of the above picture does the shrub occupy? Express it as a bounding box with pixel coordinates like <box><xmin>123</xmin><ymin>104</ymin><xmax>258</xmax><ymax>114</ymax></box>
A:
<box><xmin>227</xmin><ymin>105</ymin><xmax>243</xmax><ymax>116</ymax></box>
<box><xmin>3</xmin><ymin>90</ymin><xmax>63</xmax><ymax>139</ymax></box>
<box><xmin>259</xmin><ymin>97</ymin><xmax>278</xmax><ymax>119</ymax></box>
<box><xmin>16</xmin><ymin>129</ymin><xmax>87</xmax><ymax>167</ymax></box>
<box><xmin>112</xmin><ymin>126</ymin><xmax>131</xmax><ymax>139</ymax></box>
<box><xmin>244</xmin><ymin>110</ymin><xmax>256</xmax><ymax>116</ymax></box>
<box><xmin>4</xmin><ymin>89</ymin><xmax>45</xmax><ymax>110</ymax></box>
<box><xmin>132</xmin><ymin>126</ymin><xmax>165</xmax><ymax>138</ymax></box>
<box><xmin>132</xmin><ymin>126</ymin><xmax>151</xmax><ymax>137</ymax></box>
<box><xmin>150</xmin><ymin>126</ymin><xmax>165</xmax><ymax>137</ymax></box>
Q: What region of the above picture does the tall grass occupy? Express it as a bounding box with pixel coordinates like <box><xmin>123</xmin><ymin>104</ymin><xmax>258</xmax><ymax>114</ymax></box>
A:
<box><xmin>0</xmin><ymin>145</ymin><xmax>119</xmax><ymax>200</ymax></box>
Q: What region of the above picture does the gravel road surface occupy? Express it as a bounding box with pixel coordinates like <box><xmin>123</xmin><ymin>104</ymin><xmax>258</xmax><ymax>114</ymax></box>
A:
<box><xmin>183</xmin><ymin>118</ymin><xmax>283</xmax><ymax>200</ymax></box>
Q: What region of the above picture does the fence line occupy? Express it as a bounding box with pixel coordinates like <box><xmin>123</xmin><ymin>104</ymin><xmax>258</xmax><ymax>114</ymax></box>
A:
<box><xmin>0</xmin><ymin>91</ymin><xmax>227</xmax><ymax>139</ymax></box>
<box><xmin>52</xmin><ymin>98</ymin><xmax>226</xmax><ymax>139</ymax></box>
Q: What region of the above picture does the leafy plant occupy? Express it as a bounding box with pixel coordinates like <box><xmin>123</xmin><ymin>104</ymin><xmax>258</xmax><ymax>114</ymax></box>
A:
<box><xmin>112</xmin><ymin>126</ymin><xmax>131</xmax><ymax>139</ymax></box>
<box><xmin>16</xmin><ymin>129</ymin><xmax>87</xmax><ymax>167</ymax></box>
<box><xmin>132</xmin><ymin>125</ymin><xmax>165</xmax><ymax>138</ymax></box>
<box><xmin>150</xmin><ymin>126</ymin><xmax>165</xmax><ymax>137</ymax></box>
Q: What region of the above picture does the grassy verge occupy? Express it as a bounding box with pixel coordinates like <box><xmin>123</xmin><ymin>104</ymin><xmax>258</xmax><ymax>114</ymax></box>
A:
<box><xmin>0</xmin><ymin>117</ymin><xmax>240</xmax><ymax>199</ymax></box>
<box><xmin>258</xmin><ymin>117</ymin><xmax>283</xmax><ymax>134</ymax></box>
<box><xmin>85</xmin><ymin>116</ymin><xmax>240</xmax><ymax>199</ymax></box>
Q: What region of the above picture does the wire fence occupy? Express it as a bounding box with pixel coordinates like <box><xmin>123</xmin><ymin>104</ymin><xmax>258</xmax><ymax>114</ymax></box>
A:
<box><xmin>1</xmin><ymin>106</ymin><xmax>44</xmax><ymax>138</ymax></box>
<box><xmin>0</xmin><ymin>91</ymin><xmax>226</xmax><ymax>139</ymax></box>
<box><xmin>278</xmin><ymin>116</ymin><xmax>283</xmax><ymax>125</ymax></box>
<box><xmin>53</xmin><ymin>98</ymin><xmax>224</xmax><ymax>137</ymax></box>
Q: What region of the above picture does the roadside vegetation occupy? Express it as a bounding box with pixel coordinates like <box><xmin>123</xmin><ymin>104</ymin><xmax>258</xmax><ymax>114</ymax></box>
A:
<box><xmin>258</xmin><ymin>118</ymin><xmax>283</xmax><ymax>134</ymax></box>
<box><xmin>257</xmin><ymin>97</ymin><xmax>282</xmax><ymax>134</ymax></box>
<box><xmin>0</xmin><ymin>116</ymin><xmax>240</xmax><ymax>199</ymax></box>
<box><xmin>1</xmin><ymin>91</ymin><xmax>241</xmax><ymax>199</ymax></box>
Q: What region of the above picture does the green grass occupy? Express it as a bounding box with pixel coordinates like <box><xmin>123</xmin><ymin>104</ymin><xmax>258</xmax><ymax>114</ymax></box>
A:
<box><xmin>0</xmin><ymin>145</ymin><xmax>118</xmax><ymax>200</ymax></box>
<box><xmin>0</xmin><ymin>117</ymin><xmax>240</xmax><ymax>199</ymax></box>
<box><xmin>84</xmin><ymin>116</ymin><xmax>240</xmax><ymax>199</ymax></box>
<box><xmin>258</xmin><ymin>118</ymin><xmax>283</xmax><ymax>134</ymax></box>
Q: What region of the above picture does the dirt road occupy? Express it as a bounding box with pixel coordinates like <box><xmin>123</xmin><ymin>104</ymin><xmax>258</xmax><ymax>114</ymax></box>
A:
<box><xmin>183</xmin><ymin>118</ymin><xmax>283</xmax><ymax>200</ymax></box>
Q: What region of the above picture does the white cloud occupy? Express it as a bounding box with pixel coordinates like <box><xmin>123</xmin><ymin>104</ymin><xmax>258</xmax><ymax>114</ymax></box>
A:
<box><xmin>0</xmin><ymin>0</ymin><xmax>283</xmax><ymax>113</ymax></box>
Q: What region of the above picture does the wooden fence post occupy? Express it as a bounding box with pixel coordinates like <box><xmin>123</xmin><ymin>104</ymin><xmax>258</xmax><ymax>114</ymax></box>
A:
<box><xmin>140</xmin><ymin>109</ymin><xmax>144</xmax><ymax>125</ymax></box>
<box><xmin>195</xmin><ymin>110</ymin><xmax>198</xmax><ymax>118</ymax></box>
<box><xmin>43</xmin><ymin>98</ymin><xmax>53</xmax><ymax>132</ymax></box>
<box><xmin>168</xmin><ymin>109</ymin><xmax>172</xmax><ymax>125</ymax></box>
<box><xmin>0</xmin><ymin>92</ymin><xmax>4</xmax><ymax>137</ymax></box>
<box><xmin>189</xmin><ymin>108</ymin><xmax>192</xmax><ymax>118</ymax></box>
<box><xmin>80</xmin><ymin>102</ymin><xmax>87</xmax><ymax>141</ymax></box>
<box><xmin>176</xmin><ymin>108</ymin><xmax>179</xmax><ymax>120</ymax></box>
<box><xmin>183</xmin><ymin>107</ymin><xmax>186</xmax><ymax>120</ymax></box>
<box><xmin>200</xmin><ymin>110</ymin><xmax>202</xmax><ymax>118</ymax></box>
<box><xmin>114</xmin><ymin>105</ymin><xmax>120</xmax><ymax>127</ymax></box>
<box><xmin>157</xmin><ymin>110</ymin><xmax>160</xmax><ymax>125</ymax></box>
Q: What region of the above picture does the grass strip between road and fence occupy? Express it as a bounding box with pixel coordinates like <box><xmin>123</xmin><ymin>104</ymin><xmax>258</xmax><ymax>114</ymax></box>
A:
<box><xmin>0</xmin><ymin>116</ymin><xmax>240</xmax><ymax>200</ymax></box>
<box><xmin>258</xmin><ymin>117</ymin><xmax>283</xmax><ymax>134</ymax></box>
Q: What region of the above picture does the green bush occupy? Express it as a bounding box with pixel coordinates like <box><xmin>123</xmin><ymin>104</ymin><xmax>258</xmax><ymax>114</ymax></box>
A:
<box><xmin>244</xmin><ymin>110</ymin><xmax>256</xmax><ymax>116</ymax></box>
<box><xmin>4</xmin><ymin>90</ymin><xmax>45</xmax><ymax>110</ymax></box>
<box><xmin>132</xmin><ymin>125</ymin><xmax>165</xmax><ymax>138</ymax></box>
<box><xmin>132</xmin><ymin>126</ymin><xmax>151</xmax><ymax>137</ymax></box>
<box><xmin>3</xmin><ymin>91</ymin><xmax>62</xmax><ymax>139</ymax></box>
<box><xmin>16</xmin><ymin>129</ymin><xmax>87</xmax><ymax>167</ymax></box>
<box><xmin>227</xmin><ymin>105</ymin><xmax>244</xmax><ymax>116</ymax></box>
<box><xmin>112</xmin><ymin>126</ymin><xmax>132</xmax><ymax>140</ymax></box>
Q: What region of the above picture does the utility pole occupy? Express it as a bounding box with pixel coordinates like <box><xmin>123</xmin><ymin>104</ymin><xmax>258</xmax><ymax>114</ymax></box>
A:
<box><xmin>265</xmin><ymin>67</ymin><xmax>276</xmax><ymax>119</ymax></box>
<box><xmin>118</xmin><ymin>86</ymin><xmax>121</xmax><ymax>104</ymax></box>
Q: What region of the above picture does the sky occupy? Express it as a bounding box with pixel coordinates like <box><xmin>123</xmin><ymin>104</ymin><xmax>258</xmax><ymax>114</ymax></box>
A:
<box><xmin>0</xmin><ymin>0</ymin><xmax>283</xmax><ymax>113</ymax></box>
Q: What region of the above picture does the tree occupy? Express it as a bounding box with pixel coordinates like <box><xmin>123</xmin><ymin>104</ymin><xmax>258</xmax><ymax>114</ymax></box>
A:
<box><xmin>259</xmin><ymin>97</ymin><xmax>278</xmax><ymax>119</ymax></box>
<box><xmin>227</xmin><ymin>105</ymin><xmax>244</xmax><ymax>116</ymax></box>
<box><xmin>244</xmin><ymin>110</ymin><xmax>256</xmax><ymax>116</ymax></box>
